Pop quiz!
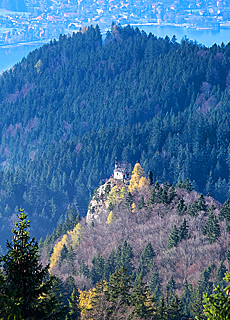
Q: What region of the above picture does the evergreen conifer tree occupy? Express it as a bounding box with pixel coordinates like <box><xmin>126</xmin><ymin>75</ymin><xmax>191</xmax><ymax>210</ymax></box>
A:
<box><xmin>203</xmin><ymin>210</ymin><xmax>221</xmax><ymax>244</ymax></box>
<box><xmin>104</xmin><ymin>182</ymin><xmax>111</xmax><ymax>196</ymax></box>
<box><xmin>43</xmin><ymin>233</ymin><xmax>52</xmax><ymax>251</ymax></box>
<box><xmin>115</xmin><ymin>244</ymin><xmax>122</xmax><ymax>270</ymax></box>
<box><xmin>155</xmin><ymin>181</ymin><xmax>160</xmax><ymax>190</ymax></box>
<box><xmin>183</xmin><ymin>178</ymin><xmax>194</xmax><ymax>193</ymax></box>
<box><xmin>0</xmin><ymin>207</ymin><xmax>67</xmax><ymax>319</ymax></box>
<box><xmin>148</xmin><ymin>171</ymin><xmax>154</xmax><ymax>186</ymax></box>
<box><xmin>177</xmin><ymin>179</ymin><xmax>194</xmax><ymax>193</ymax></box>
<box><xmin>67</xmin><ymin>288</ymin><xmax>80</xmax><ymax>320</ymax></box>
<box><xmin>167</xmin><ymin>296</ymin><xmax>185</xmax><ymax>320</ymax></box>
<box><xmin>63</xmin><ymin>208</ymin><xmax>80</xmax><ymax>233</ymax></box>
<box><xmin>176</xmin><ymin>180</ymin><xmax>183</xmax><ymax>189</ymax></box>
<box><xmin>60</xmin><ymin>244</ymin><xmax>68</xmax><ymax>263</ymax></box>
<box><xmin>166</xmin><ymin>275</ymin><xmax>176</xmax><ymax>301</ymax></box>
<box><xmin>87</xmin><ymin>280</ymin><xmax>109</xmax><ymax>319</ymax></box>
<box><xmin>104</xmin><ymin>249</ymin><xmax>116</xmax><ymax>281</ymax></box>
<box><xmin>215</xmin><ymin>262</ymin><xmax>227</xmax><ymax>289</ymax></box>
<box><xmin>197</xmin><ymin>264</ymin><xmax>214</xmax><ymax>298</ymax></box>
<box><xmin>105</xmin><ymin>266</ymin><xmax>132</xmax><ymax>309</ymax></box>
<box><xmin>131</xmin><ymin>276</ymin><xmax>155</xmax><ymax>319</ymax></box>
<box><xmin>121</xmin><ymin>241</ymin><xmax>134</xmax><ymax>275</ymax></box>
<box><xmin>188</xmin><ymin>203</ymin><xmax>199</xmax><ymax>217</ymax></box>
<box><xmin>108</xmin><ymin>202</ymin><xmax>114</xmax><ymax>211</ymax></box>
<box><xmin>220</xmin><ymin>199</ymin><xmax>230</xmax><ymax>221</ymax></box>
<box><xmin>125</xmin><ymin>192</ymin><xmax>133</xmax><ymax>208</ymax></box>
<box><xmin>90</xmin><ymin>254</ymin><xmax>105</xmax><ymax>285</ymax></box>
<box><xmin>87</xmin><ymin>267</ymin><xmax>134</xmax><ymax>319</ymax></box>
<box><xmin>167</xmin><ymin>225</ymin><xmax>179</xmax><ymax>249</ymax></box>
<box><xmin>177</xmin><ymin>197</ymin><xmax>187</xmax><ymax>215</ymax></box>
<box><xmin>0</xmin><ymin>269</ymin><xmax>8</xmax><ymax>317</ymax></box>
<box><xmin>150</xmin><ymin>272</ymin><xmax>162</xmax><ymax>303</ymax></box>
<box><xmin>62</xmin><ymin>275</ymin><xmax>77</xmax><ymax>306</ymax></box>
<box><xmin>157</xmin><ymin>299</ymin><xmax>168</xmax><ymax>320</ymax></box>
<box><xmin>197</xmin><ymin>194</ymin><xmax>207</xmax><ymax>212</ymax></box>
<box><xmin>226</xmin><ymin>249</ymin><xmax>230</xmax><ymax>264</ymax></box>
<box><xmin>178</xmin><ymin>218</ymin><xmax>190</xmax><ymax>241</ymax></box>
<box><xmin>66</xmin><ymin>245</ymin><xmax>75</xmax><ymax>262</ymax></box>
<box><xmin>168</xmin><ymin>185</ymin><xmax>176</xmax><ymax>203</ymax></box>
<box><xmin>181</xmin><ymin>278</ymin><xmax>193</xmax><ymax>318</ymax></box>
<box><xmin>155</xmin><ymin>187</ymin><xmax>163</xmax><ymax>203</ymax></box>
<box><xmin>78</xmin><ymin>259</ymin><xmax>89</xmax><ymax>278</ymax></box>
<box><xmin>137</xmin><ymin>242</ymin><xmax>155</xmax><ymax>279</ymax></box>
<box><xmin>160</xmin><ymin>186</ymin><xmax>168</xmax><ymax>204</ymax></box>
<box><xmin>138</xmin><ymin>196</ymin><xmax>145</xmax><ymax>209</ymax></box>
<box><xmin>149</xmin><ymin>187</ymin><xmax>156</xmax><ymax>205</ymax></box>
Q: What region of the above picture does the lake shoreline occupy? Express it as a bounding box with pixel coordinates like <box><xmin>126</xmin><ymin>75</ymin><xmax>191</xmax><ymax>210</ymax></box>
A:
<box><xmin>1</xmin><ymin>22</ymin><xmax>230</xmax><ymax>49</ymax></box>
<box><xmin>0</xmin><ymin>23</ymin><xmax>229</xmax><ymax>72</ymax></box>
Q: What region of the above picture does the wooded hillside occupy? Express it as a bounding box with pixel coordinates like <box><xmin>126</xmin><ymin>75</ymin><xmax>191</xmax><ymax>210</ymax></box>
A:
<box><xmin>1</xmin><ymin>25</ymin><xmax>230</xmax><ymax>250</ymax></box>
<box><xmin>40</xmin><ymin>164</ymin><xmax>230</xmax><ymax>319</ymax></box>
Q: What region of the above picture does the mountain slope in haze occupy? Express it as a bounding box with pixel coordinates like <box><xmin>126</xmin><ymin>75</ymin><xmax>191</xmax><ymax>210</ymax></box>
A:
<box><xmin>1</xmin><ymin>25</ymin><xmax>230</xmax><ymax>249</ymax></box>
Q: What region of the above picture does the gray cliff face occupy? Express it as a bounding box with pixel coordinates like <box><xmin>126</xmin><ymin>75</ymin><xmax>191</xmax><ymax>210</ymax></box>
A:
<box><xmin>86</xmin><ymin>177</ymin><xmax>129</xmax><ymax>223</ymax></box>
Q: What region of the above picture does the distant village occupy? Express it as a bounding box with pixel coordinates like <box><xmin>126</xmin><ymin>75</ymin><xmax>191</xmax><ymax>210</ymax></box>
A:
<box><xmin>0</xmin><ymin>0</ymin><xmax>230</xmax><ymax>46</ymax></box>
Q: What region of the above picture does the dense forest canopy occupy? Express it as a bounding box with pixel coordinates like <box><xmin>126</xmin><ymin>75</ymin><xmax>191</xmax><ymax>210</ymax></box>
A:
<box><xmin>1</xmin><ymin>25</ymin><xmax>230</xmax><ymax>249</ymax></box>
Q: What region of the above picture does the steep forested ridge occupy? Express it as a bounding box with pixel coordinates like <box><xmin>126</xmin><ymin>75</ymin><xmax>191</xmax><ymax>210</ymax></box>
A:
<box><xmin>1</xmin><ymin>25</ymin><xmax>230</xmax><ymax>249</ymax></box>
<box><xmin>40</xmin><ymin>165</ymin><xmax>230</xmax><ymax>319</ymax></box>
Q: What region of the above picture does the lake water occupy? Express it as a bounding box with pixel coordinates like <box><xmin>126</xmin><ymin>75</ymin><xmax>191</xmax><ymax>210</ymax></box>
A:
<box><xmin>0</xmin><ymin>25</ymin><xmax>230</xmax><ymax>73</ymax></box>
<box><xmin>138</xmin><ymin>24</ymin><xmax>230</xmax><ymax>47</ymax></box>
<box><xmin>0</xmin><ymin>42</ymin><xmax>45</xmax><ymax>73</ymax></box>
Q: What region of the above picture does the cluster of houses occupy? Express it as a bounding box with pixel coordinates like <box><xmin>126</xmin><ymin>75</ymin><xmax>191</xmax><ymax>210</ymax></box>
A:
<box><xmin>0</xmin><ymin>0</ymin><xmax>230</xmax><ymax>46</ymax></box>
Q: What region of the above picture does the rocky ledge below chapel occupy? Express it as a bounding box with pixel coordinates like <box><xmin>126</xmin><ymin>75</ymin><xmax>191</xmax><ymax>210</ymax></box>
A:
<box><xmin>86</xmin><ymin>160</ymin><xmax>131</xmax><ymax>223</ymax></box>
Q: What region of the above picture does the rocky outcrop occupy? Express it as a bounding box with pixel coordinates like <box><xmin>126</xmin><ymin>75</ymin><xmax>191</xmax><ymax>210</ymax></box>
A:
<box><xmin>86</xmin><ymin>177</ymin><xmax>129</xmax><ymax>223</ymax></box>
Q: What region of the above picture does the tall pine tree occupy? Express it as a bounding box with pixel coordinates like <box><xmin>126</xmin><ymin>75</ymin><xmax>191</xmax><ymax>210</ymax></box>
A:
<box><xmin>0</xmin><ymin>207</ymin><xmax>67</xmax><ymax>319</ymax></box>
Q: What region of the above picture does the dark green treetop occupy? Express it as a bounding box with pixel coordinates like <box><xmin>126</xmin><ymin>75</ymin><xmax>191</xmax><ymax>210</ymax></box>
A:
<box><xmin>0</xmin><ymin>207</ymin><xmax>67</xmax><ymax>320</ymax></box>
<box><xmin>202</xmin><ymin>209</ymin><xmax>221</xmax><ymax>244</ymax></box>
<box><xmin>177</xmin><ymin>197</ymin><xmax>187</xmax><ymax>215</ymax></box>
<box><xmin>220</xmin><ymin>199</ymin><xmax>230</xmax><ymax>221</ymax></box>
<box><xmin>136</xmin><ymin>242</ymin><xmax>155</xmax><ymax>279</ymax></box>
<box><xmin>167</xmin><ymin>225</ymin><xmax>179</xmax><ymax>249</ymax></box>
<box><xmin>67</xmin><ymin>288</ymin><xmax>80</xmax><ymax>320</ymax></box>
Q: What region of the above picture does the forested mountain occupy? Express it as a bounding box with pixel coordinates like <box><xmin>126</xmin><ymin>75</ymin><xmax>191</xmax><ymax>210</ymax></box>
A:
<box><xmin>1</xmin><ymin>24</ymin><xmax>230</xmax><ymax>250</ymax></box>
<box><xmin>1</xmin><ymin>166</ymin><xmax>230</xmax><ymax>319</ymax></box>
<box><xmin>39</xmin><ymin>164</ymin><xmax>230</xmax><ymax>319</ymax></box>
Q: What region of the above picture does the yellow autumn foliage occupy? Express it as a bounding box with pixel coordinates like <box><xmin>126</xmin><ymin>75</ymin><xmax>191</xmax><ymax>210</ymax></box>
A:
<box><xmin>119</xmin><ymin>186</ymin><xmax>126</xmax><ymax>199</ymax></box>
<box><xmin>107</xmin><ymin>210</ymin><xmax>116</xmax><ymax>224</ymax></box>
<box><xmin>107</xmin><ymin>185</ymin><xmax>127</xmax><ymax>205</ymax></box>
<box><xmin>68</xmin><ymin>222</ymin><xmax>82</xmax><ymax>248</ymax></box>
<box><xmin>128</xmin><ymin>172</ymin><xmax>139</xmax><ymax>191</ymax></box>
<box><xmin>107</xmin><ymin>185</ymin><xmax>118</xmax><ymax>204</ymax></box>
<box><xmin>131</xmin><ymin>202</ymin><xmax>136</xmax><ymax>212</ymax></box>
<box><xmin>49</xmin><ymin>223</ymin><xmax>82</xmax><ymax>272</ymax></box>
<box><xmin>138</xmin><ymin>176</ymin><xmax>149</xmax><ymax>188</ymax></box>
<box><xmin>50</xmin><ymin>233</ymin><xmax>68</xmax><ymax>271</ymax></box>
<box><xmin>128</xmin><ymin>163</ymin><xmax>149</xmax><ymax>192</ymax></box>
<box><xmin>79</xmin><ymin>288</ymin><xmax>95</xmax><ymax>319</ymax></box>
<box><xmin>133</xmin><ymin>163</ymin><xmax>145</xmax><ymax>176</ymax></box>
<box><xmin>34</xmin><ymin>59</ymin><xmax>43</xmax><ymax>73</ymax></box>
